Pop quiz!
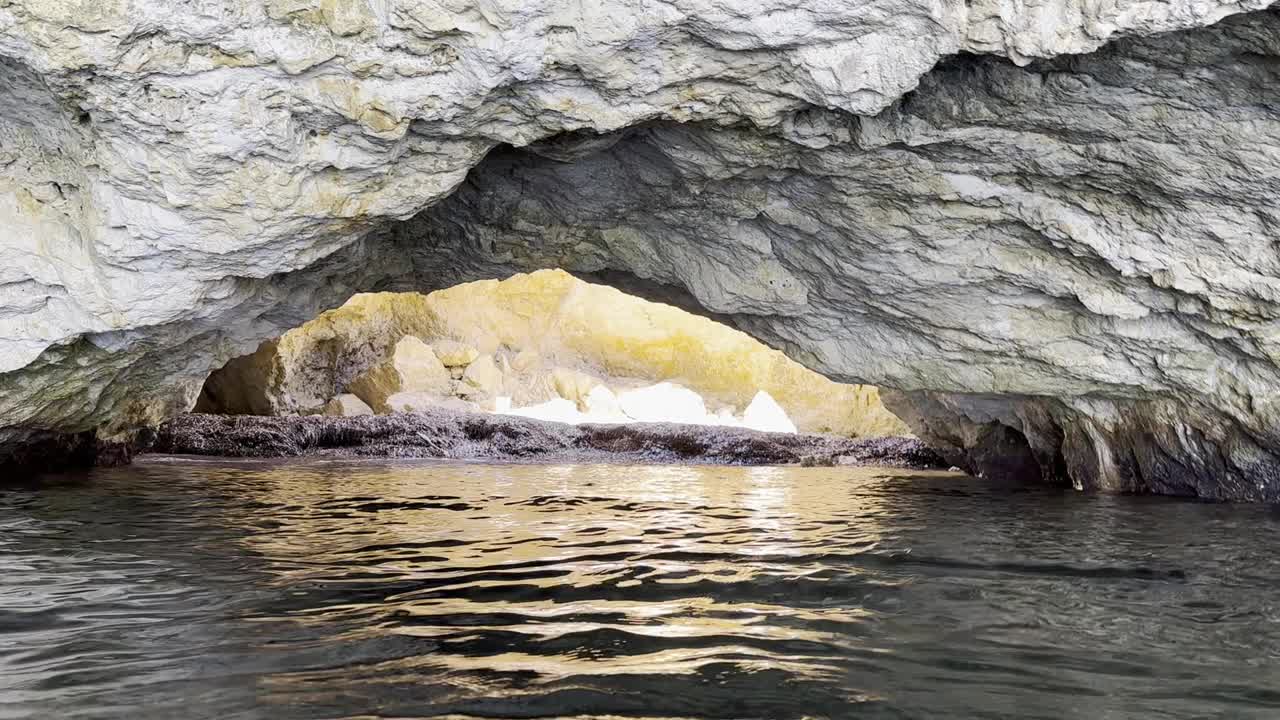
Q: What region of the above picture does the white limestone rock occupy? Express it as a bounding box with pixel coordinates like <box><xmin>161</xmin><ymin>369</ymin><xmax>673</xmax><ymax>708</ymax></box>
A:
<box><xmin>347</xmin><ymin>336</ymin><xmax>452</xmax><ymax>413</ymax></box>
<box><xmin>500</xmin><ymin>367</ymin><xmax>560</xmax><ymax>409</ymax></box>
<box><xmin>432</xmin><ymin>340</ymin><xmax>480</xmax><ymax>368</ymax></box>
<box><xmin>550</xmin><ymin>367</ymin><xmax>603</xmax><ymax>409</ymax></box>
<box><xmin>386</xmin><ymin>392</ymin><xmax>479</xmax><ymax>415</ymax></box>
<box><xmin>510</xmin><ymin>349</ymin><xmax>541</xmax><ymax>373</ymax></box>
<box><xmin>322</xmin><ymin>394</ymin><xmax>375</xmax><ymax>417</ymax></box>
<box><xmin>458</xmin><ymin>354</ymin><xmax>503</xmax><ymax>406</ymax></box>
<box><xmin>193</xmin><ymin>273</ymin><xmax>906</xmax><ymax>435</ymax></box>
<box><xmin>3</xmin><ymin>3</ymin><xmax>1280</xmax><ymax>497</ymax></box>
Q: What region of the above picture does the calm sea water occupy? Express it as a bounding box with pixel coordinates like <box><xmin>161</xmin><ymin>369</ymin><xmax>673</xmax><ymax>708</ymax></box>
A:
<box><xmin>2</xmin><ymin>458</ymin><xmax>1279</xmax><ymax>719</ymax></box>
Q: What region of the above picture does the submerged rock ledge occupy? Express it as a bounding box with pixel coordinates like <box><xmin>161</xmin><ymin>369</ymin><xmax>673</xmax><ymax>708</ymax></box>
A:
<box><xmin>150</xmin><ymin>412</ymin><xmax>946</xmax><ymax>470</ymax></box>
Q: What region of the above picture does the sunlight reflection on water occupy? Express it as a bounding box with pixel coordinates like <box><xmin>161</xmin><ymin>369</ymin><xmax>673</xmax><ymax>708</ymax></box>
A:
<box><xmin>2</xmin><ymin>458</ymin><xmax>1279</xmax><ymax>719</ymax></box>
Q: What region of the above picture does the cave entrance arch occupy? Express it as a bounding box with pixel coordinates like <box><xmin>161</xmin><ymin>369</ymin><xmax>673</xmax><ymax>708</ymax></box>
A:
<box><xmin>8</xmin><ymin>10</ymin><xmax>1273</xmax><ymax>497</ymax></box>
<box><xmin>193</xmin><ymin>269</ymin><xmax>910</xmax><ymax>444</ymax></box>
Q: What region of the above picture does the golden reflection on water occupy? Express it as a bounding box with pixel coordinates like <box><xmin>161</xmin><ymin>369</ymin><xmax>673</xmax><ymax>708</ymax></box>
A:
<box><xmin>16</xmin><ymin>457</ymin><xmax>1280</xmax><ymax>719</ymax></box>
<box><xmin>183</xmin><ymin>459</ymin><xmax>938</xmax><ymax>699</ymax></box>
<box><xmin>225</xmin><ymin>461</ymin><xmax>906</xmax><ymax>566</ymax></box>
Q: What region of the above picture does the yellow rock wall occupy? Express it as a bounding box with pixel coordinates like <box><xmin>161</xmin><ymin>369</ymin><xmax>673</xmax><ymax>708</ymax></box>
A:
<box><xmin>198</xmin><ymin>270</ymin><xmax>910</xmax><ymax>438</ymax></box>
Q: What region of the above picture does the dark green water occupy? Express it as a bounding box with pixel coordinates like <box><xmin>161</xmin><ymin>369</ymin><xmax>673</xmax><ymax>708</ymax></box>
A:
<box><xmin>2</xmin><ymin>457</ymin><xmax>1279</xmax><ymax>719</ymax></box>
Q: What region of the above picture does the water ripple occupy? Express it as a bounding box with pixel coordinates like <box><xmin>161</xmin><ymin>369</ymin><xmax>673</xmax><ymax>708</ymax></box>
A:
<box><xmin>3</xmin><ymin>459</ymin><xmax>1280</xmax><ymax>719</ymax></box>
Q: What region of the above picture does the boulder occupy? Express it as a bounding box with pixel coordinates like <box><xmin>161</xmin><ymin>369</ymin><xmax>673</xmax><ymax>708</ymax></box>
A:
<box><xmin>346</xmin><ymin>336</ymin><xmax>452</xmax><ymax>413</ymax></box>
<box><xmin>551</xmin><ymin>367</ymin><xmax>603</xmax><ymax>408</ymax></box>
<box><xmin>500</xmin><ymin>369</ymin><xmax>560</xmax><ymax>408</ymax></box>
<box><xmin>511</xmin><ymin>349</ymin><xmax>541</xmax><ymax>373</ymax></box>
<box><xmin>439</xmin><ymin>397</ymin><xmax>483</xmax><ymax>414</ymax></box>
<box><xmin>321</xmin><ymin>394</ymin><xmax>375</xmax><ymax>417</ymax></box>
<box><xmin>458</xmin><ymin>354</ymin><xmax>504</xmax><ymax>406</ymax></box>
<box><xmin>386</xmin><ymin>392</ymin><xmax>480</xmax><ymax>414</ymax></box>
<box><xmin>432</xmin><ymin>340</ymin><xmax>480</xmax><ymax>367</ymax></box>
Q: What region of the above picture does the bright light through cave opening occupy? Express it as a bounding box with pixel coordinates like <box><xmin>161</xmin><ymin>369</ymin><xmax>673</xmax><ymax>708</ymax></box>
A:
<box><xmin>192</xmin><ymin>269</ymin><xmax>910</xmax><ymax>441</ymax></box>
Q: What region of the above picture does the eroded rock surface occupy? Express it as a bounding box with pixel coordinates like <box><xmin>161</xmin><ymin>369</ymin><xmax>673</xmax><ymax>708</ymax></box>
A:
<box><xmin>347</xmin><ymin>335</ymin><xmax>452</xmax><ymax>412</ymax></box>
<box><xmin>321</xmin><ymin>393</ymin><xmax>373</xmax><ymax>417</ymax></box>
<box><xmin>3</xmin><ymin>2</ymin><xmax>1280</xmax><ymax>497</ymax></box>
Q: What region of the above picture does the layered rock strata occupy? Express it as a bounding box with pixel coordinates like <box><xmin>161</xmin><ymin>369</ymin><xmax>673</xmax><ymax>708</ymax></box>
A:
<box><xmin>3</xmin><ymin>3</ymin><xmax>1280</xmax><ymax>498</ymax></box>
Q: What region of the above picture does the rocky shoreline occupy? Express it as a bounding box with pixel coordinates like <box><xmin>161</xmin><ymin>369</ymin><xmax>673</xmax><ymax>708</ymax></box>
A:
<box><xmin>149</xmin><ymin>411</ymin><xmax>947</xmax><ymax>470</ymax></box>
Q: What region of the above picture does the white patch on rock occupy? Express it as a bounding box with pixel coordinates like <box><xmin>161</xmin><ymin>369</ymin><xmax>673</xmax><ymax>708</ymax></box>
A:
<box><xmin>742</xmin><ymin>391</ymin><xmax>798</xmax><ymax>434</ymax></box>
<box><xmin>499</xmin><ymin>397</ymin><xmax>582</xmax><ymax>425</ymax></box>
<box><xmin>583</xmin><ymin>385</ymin><xmax>627</xmax><ymax>422</ymax></box>
<box><xmin>386</xmin><ymin>391</ymin><xmax>479</xmax><ymax>414</ymax></box>
<box><xmin>322</xmin><ymin>393</ymin><xmax>374</xmax><ymax>417</ymax></box>
<box><xmin>617</xmin><ymin>383</ymin><xmax>709</xmax><ymax>424</ymax></box>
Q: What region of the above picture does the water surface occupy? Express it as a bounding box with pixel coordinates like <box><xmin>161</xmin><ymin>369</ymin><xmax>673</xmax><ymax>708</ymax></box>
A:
<box><xmin>2</xmin><ymin>458</ymin><xmax>1279</xmax><ymax>718</ymax></box>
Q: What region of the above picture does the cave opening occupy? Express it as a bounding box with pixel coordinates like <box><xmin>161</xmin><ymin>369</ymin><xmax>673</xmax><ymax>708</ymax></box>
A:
<box><xmin>150</xmin><ymin>122</ymin><xmax>1050</xmax><ymax>480</ymax></box>
<box><xmin>190</xmin><ymin>268</ymin><xmax>911</xmax><ymax>445</ymax></box>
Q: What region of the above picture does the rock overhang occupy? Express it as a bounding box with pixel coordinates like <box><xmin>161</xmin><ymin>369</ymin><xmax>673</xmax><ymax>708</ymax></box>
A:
<box><xmin>3</xmin><ymin>2</ymin><xmax>1280</xmax><ymax>497</ymax></box>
